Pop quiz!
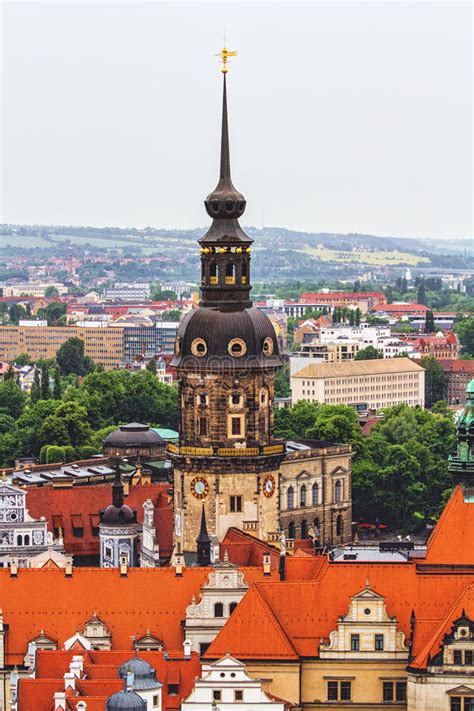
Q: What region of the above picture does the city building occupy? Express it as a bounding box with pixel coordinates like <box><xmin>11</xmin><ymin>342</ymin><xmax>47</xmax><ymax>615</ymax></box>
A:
<box><xmin>284</xmin><ymin>291</ymin><xmax>386</xmax><ymax>318</ymax></box>
<box><xmin>0</xmin><ymin>283</ymin><xmax>68</xmax><ymax>297</ymax></box>
<box><xmin>441</xmin><ymin>360</ymin><xmax>474</xmax><ymax>405</ymax></box>
<box><xmin>291</xmin><ymin>357</ymin><xmax>425</xmax><ymax>411</ymax></box>
<box><xmin>181</xmin><ymin>654</ymin><xmax>289</xmax><ymax>710</ymax></box>
<box><xmin>102</xmin><ymin>423</ymin><xmax>166</xmax><ymax>461</ymax></box>
<box><xmin>119</xmin><ymin>322</ymin><xmax>180</xmax><ymax>359</ymax></box>
<box><xmin>279</xmin><ymin>440</ymin><xmax>352</xmax><ymax>546</ymax></box>
<box><xmin>0</xmin><ymin>325</ymin><xmax>125</xmax><ymax>369</ymax></box>
<box><xmin>399</xmin><ymin>331</ymin><xmax>461</xmax><ymax>360</ymax></box>
<box><xmin>106</xmin><ymin>282</ymin><xmax>151</xmax><ymax>300</ymax></box>
<box><xmin>169</xmin><ymin>62</ymin><xmax>285</xmax><ymax>552</ymax></box>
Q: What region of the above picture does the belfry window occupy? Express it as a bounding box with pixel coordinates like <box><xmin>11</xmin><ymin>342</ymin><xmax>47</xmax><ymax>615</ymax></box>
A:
<box><xmin>242</xmin><ymin>261</ymin><xmax>248</xmax><ymax>285</ymax></box>
<box><xmin>210</xmin><ymin>262</ymin><xmax>218</xmax><ymax>284</ymax></box>
<box><xmin>214</xmin><ymin>603</ymin><xmax>224</xmax><ymax>618</ymax></box>
<box><xmin>225</xmin><ymin>262</ymin><xmax>235</xmax><ymax>285</ymax></box>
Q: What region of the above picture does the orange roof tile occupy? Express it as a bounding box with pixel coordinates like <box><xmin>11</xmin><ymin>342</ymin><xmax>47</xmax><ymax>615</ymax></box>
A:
<box><xmin>424</xmin><ymin>486</ymin><xmax>474</xmax><ymax>566</ymax></box>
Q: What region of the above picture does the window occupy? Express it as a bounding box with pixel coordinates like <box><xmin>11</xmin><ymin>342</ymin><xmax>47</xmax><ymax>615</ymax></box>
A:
<box><xmin>351</xmin><ymin>634</ymin><xmax>360</xmax><ymax>651</ymax></box>
<box><xmin>230</xmin><ymin>496</ymin><xmax>242</xmax><ymax>513</ymax></box>
<box><xmin>72</xmin><ymin>526</ymin><xmax>83</xmax><ymax>538</ymax></box>
<box><xmin>213</xmin><ymin>690</ymin><xmax>222</xmax><ymax>701</ymax></box>
<box><xmin>231</xmin><ymin>417</ymin><xmax>242</xmax><ymax>435</ymax></box>
<box><xmin>335</xmin><ymin>480</ymin><xmax>342</xmax><ymax>502</ymax></box>
<box><xmin>336</xmin><ymin>515</ymin><xmax>343</xmax><ymax>537</ymax></box>
<box><xmin>465</xmin><ymin>650</ymin><xmax>473</xmax><ymax>665</ymax></box>
<box><xmin>153</xmin><ymin>694</ymin><xmax>160</xmax><ymax>707</ymax></box>
<box><xmin>199</xmin><ymin>393</ymin><xmax>207</xmax><ymax>405</ymax></box>
<box><xmin>375</xmin><ymin>634</ymin><xmax>384</xmax><ymax>650</ymax></box>
<box><xmin>312</xmin><ymin>483</ymin><xmax>318</xmax><ymax>505</ymax></box>
<box><xmin>231</xmin><ymin>393</ymin><xmax>241</xmax><ymax>405</ymax></box>
<box><xmin>168</xmin><ymin>684</ymin><xmax>179</xmax><ymax>696</ymax></box>
<box><xmin>16</xmin><ymin>535</ymin><xmax>22</xmax><ymax>546</ymax></box>
<box><xmin>383</xmin><ymin>681</ymin><xmax>406</xmax><ymax>703</ymax></box>
<box><xmin>214</xmin><ymin>603</ymin><xmax>224</xmax><ymax>617</ymax></box>
<box><xmin>288</xmin><ymin>521</ymin><xmax>295</xmax><ymax>539</ymax></box>
<box><xmin>200</xmin><ymin>642</ymin><xmax>210</xmax><ymax>655</ymax></box>
<box><xmin>287</xmin><ymin>487</ymin><xmax>294</xmax><ymax>510</ymax></box>
<box><xmin>301</xmin><ymin>519</ymin><xmax>308</xmax><ymax>539</ymax></box>
<box><xmin>300</xmin><ymin>485</ymin><xmax>307</xmax><ymax>507</ymax></box>
<box><xmin>235</xmin><ymin>690</ymin><xmax>243</xmax><ymax>701</ymax></box>
<box><xmin>199</xmin><ymin>417</ymin><xmax>208</xmax><ymax>436</ymax></box>
<box><xmin>451</xmin><ymin>700</ymin><xmax>462</xmax><ymax>711</ymax></box>
<box><xmin>229</xmin><ymin>602</ymin><xmax>238</xmax><ymax>615</ymax></box>
<box><xmin>24</xmin><ymin>534</ymin><xmax>30</xmax><ymax>546</ymax></box>
<box><xmin>454</xmin><ymin>649</ymin><xmax>462</xmax><ymax>665</ymax></box>
<box><xmin>327</xmin><ymin>681</ymin><xmax>351</xmax><ymax>702</ymax></box>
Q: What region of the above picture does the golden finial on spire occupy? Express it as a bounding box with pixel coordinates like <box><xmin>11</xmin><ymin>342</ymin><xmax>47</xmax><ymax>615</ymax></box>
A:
<box><xmin>216</xmin><ymin>42</ymin><xmax>237</xmax><ymax>74</ymax></box>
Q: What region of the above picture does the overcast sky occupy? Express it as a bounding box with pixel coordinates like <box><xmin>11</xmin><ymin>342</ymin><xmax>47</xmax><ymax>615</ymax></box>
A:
<box><xmin>1</xmin><ymin>1</ymin><xmax>472</xmax><ymax>239</ymax></box>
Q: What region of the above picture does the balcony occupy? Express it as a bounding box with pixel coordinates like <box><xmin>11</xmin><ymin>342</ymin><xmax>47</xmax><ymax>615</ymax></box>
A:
<box><xmin>225</xmin><ymin>276</ymin><xmax>236</xmax><ymax>285</ymax></box>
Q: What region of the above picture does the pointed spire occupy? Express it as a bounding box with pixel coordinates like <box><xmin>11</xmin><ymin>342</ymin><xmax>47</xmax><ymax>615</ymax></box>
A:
<box><xmin>197</xmin><ymin>505</ymin><xmax>211</xmax><ymax>544</ymax></box>
<box><xmin>196</xmin><ymin>505</ymin><xmax>211</xmax><ymax>567</ymax></box>
<box><xmin>112</xmin><ymin>459</ymin><xmax>124</xmax><ymax>509</ymax></box>
<box><xmin>220</xmin><ymin>75</ymin><xmax>231</xmax><ymax>183</ymax></box>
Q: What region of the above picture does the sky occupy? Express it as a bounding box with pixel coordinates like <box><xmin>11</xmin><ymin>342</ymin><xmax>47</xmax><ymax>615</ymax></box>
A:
<box><xmin>1</xmin><ymin>1</ymin><xmax>472</xmax><ymax>239</ymax></box>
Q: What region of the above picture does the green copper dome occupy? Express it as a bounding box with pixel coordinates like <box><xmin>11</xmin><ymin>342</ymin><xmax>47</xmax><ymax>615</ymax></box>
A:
<box><xmin>449</xmin><ymin>379</ymin><xmax>474</xmax><ymax>487</ymax></box>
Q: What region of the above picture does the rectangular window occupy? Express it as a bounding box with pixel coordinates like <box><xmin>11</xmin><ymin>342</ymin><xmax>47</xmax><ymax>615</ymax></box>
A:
<box><xmin>327</xmin><ymin>681</ymin><xmax>351</xmax><ymax>702</ymax></box>
<box><xmin>72</xmin><ymin>526</ymin><xmax>84</xmax><ymax>538</ymax></box>
<box><xmin>454</xmin><ymin>649</ymin><xmax>462</xmax><ymax>665</ymax></box>
<box><xmin>465</xmin><ymin>650</ymin><xmax>473</xmax><ymax>665</ymax></box>
<box><xmin>213</xmin><ymin>690</ymin><xmax>221</xmax><ymax>701</ymax></box>
<box><xmin>231</xmin><ymin>417</ymin><xmax>242</xmax><ymax>435</ymax></box>
<box><xmin>153</xmin><ymin>695</ymin><xmax>160</xmax><ymax>707</ymax></box>
<box><xmin>450</xmin><ymin>699</ymin><xmax>461</xmax><ymax>711</ymax></box>
<box><xmin>200</xmin><ymin>642</ymin><xmax>210</xmax><ymax>655</ymax></box>
<box><xmin>383</xmin><ymin>682</ymin><xmax>394</xmax><ymax>702</ymax></box>
<box><xmin>230</xmin><ymin>496</ymin><xmax>242</xmax><ymax>513</ymax></box>
<box><xmin>350</xmin><ymin>634</ymin><xmax>360</xmax><ymax>651</ymax></box>
<box><xmin>199</xmin><ymin>417</ymin><xmax>208</xmax><ymax>436</ymax></box>
<box><xmin>465</xmin><ymin>699</ymin><xmax>474</xmax><ymax>711</ymax></box>
<box><xmin>235</xmin><ymin>690</ymin><xmax>243</xmax><ymax>701</ymax></box>
<box><xmin>396</xmin><ymin>682</ymin><xmax>407</xmax><ymax>702</ymax></box>
<box><xmin>340</xmin><ymin>682</ymin><xmax>351</xmax><ymax>701</ymax></box>
<box><xmin>375</xmin><ymin>634</ymin><xmax>384</xmax><ymax>651</ymax></box>
<box><xmin>327</xmin><ymin>681</ymin><xmax>338</xmax><ymax>701</ymax></box>
<box><xmin>168</xmin><ymin>684</ymin><xmax>178</xmax><ymax>696</ymax></box>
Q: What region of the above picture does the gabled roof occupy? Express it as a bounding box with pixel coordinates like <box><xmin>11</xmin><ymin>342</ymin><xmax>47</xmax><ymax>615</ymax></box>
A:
<box><xmin>423</xmin><ymin>486</ymin><xmax>474</xmax><ymax>567</ymax></box>
<box><xmin>409</xmin><ymin>583</ymin><xmax>474</xmax><ymax>670</ymax></box>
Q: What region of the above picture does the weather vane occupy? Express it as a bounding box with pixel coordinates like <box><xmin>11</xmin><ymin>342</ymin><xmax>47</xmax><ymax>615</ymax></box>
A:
<box><xmin>215</xmin><ymin>40</ymin><xmax>237</xmax><ymax>74</ymax></box>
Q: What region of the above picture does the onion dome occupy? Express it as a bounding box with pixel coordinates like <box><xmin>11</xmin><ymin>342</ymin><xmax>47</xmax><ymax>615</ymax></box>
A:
<box><xmin>119</xmin><ymin>657</ymin><xmax>162</xmax><ymax>691</ymax></box>
<box><xmin>100</xmin><ymin>464</ymin><xmax>137</xmax><ymax>526</ymax></box>
<box><xmin>457</xmin><ymin>379</ymin><xmax>474</xmax><ymax>433</ymax></box>
<box><xmin>106</xmin><ymin>690</ymin><xmax>146</xmax><ymax>710</ymax></box>
<box><xmin>103</xmin><ymin>423</ymin><xmax>164</xmax><ymax>450</ymax></box>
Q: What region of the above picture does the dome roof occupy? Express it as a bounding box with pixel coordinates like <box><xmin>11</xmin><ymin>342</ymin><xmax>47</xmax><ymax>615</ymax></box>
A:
<box><xmin>103</xmin><ymin>423</ymin><xmax>164</xmax><ymax>449</ymax></box>
<box><xmin>106</xmin><ymin>689</ymin><xmax>146</xmax><ymax>711</ymax></box>
<box><xmin>119</xmin><ymin>657</ymin><xmax>162</xmax><ymax>690</ymax></box>
<box><xmin>172</xmin><ymin>306</ymin><xmax>282</xmax><ymax>371</ymax></box>
<box><xmin>101</xmin><ymin>502</ymin><xmax>136</xmax><ymax>525</ymax></box>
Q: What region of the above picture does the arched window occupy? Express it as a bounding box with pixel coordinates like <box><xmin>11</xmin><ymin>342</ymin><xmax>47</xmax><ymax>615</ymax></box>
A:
<box><xmin>300</xmin><ymin>485</ymin><xmax>307</xmax><ymax>507</ymax></box>
<box><xmin>229</xmin><ymin>602</ymin><xmax>238</xmax><ymax>615</ymax></box>
<box><xmin>301</xmin><ymin>519</ymin><xmax>308</xmax><ymax>539</ymax></box>
<box><xmin>312</xmin><ymin>483</ymin><xmax>319</xmax><ymax>506</ymax></box>
<box><xmin>24</xmin><ymin>534</ymin><xmax>30</xmax><ymax>546</ymax></box>
<box><xmin>288</xmin><ymin>521</ymin><xmax>295</xmax><ymax>539</ymax></box>
<box><xmin>214</xmin><ymin>603</ymin><xmax>224</xmax><ymax>618</ymax></box>
<box><xmin>313</xmin><ymin>517</ymin><xmax>320</xmax><ymax>533</ymax></box>
<box><xmin>225</xmin><ymin>262</ymin><xmax>235</xmax><ymax>284</ymax></box>
<box><xmin>16</xmin><ymin>535</ymin><xmax>22</xmax><ymax>546</ymax></box>
<box><xmin>336</xmin><ymin>515</ymin><xmax>343</xmax><ymax>538</ymax></box>
<box><xmin>241</xmin><ymin>261</ymin><xmax>248</xmax><ymax>284</ymax></box>
<box><xmin>287</xmin><ymin>487</ymin><xmax>294</xmax><ymax>510</ymax></box>
<box><xmin>335</xmin><ymin>480</ymin><xmax>342</xmax><ymax>503</ymax></box>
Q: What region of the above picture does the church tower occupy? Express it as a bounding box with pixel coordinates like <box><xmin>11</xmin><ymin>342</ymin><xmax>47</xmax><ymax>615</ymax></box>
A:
<box><xmin>170</xmin><ymin>47</ymin><xmax>285</xmax><ymax>553</ymax></box>
<box><xmin>449</xmin><ymin>379</ymin><xmax>474</xmax><ymax>488</ymax></box>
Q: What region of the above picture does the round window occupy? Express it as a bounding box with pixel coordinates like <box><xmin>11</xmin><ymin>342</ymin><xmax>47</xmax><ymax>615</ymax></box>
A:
<box><xmin>263</xmin><ymin>337</ymin><xmax>274</xmax><ymax>356</ymax></box>
<box><xmin>191</xmin><ymin>338</ymin><xmax>207</xmax><ymax>357</ymax></box>
<box><xmin>227</xmin><ymin>338</ymin><xmax>247</xmax><ymax>357</ymax></box>
<box><xmin>364</xmin><ymin>608</ymin><xmax>371</xmax><ymax>616</ymax></box>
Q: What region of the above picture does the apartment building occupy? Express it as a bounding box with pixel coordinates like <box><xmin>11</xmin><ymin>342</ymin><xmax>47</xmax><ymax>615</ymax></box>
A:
<box><xmin>0</xmin><ymin>326</ymin><xmax>124</xmax><ymax>369</ymax></box>
<box><xmin>0</xmin><ymin>283</ymin><xmax>68</xmax><ymax>297</ymax></box>
<box><xmin>291</xmin><ymin>358</ymin><xmax>425</xmax><ymax>410</ymax></box>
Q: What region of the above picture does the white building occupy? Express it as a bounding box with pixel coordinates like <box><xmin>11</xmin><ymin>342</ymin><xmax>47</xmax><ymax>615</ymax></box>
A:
<box><xmin>139</xmin><ymin>499</ymin><xmax>160</xmax><ymax>567</ymax></box>
<box><xmin>181</xmin><ymin>654</ymin><xmax>288</xmax><ymax>710</ymax></box>
<box><xmin>106</xmin><ymin>282</ymin><xmax>151</xmax><ymax>300</ymax></box>
<box><xmin>0</xmin><ymin>283</ymin><xmax>67</xmax><ymax>297</ymax></box>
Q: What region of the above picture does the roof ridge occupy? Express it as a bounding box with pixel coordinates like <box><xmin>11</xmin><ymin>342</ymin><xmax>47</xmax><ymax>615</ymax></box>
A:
<box><xmin>253</xmin><ymin>584</ymin><xmax>298</xmax><ymax>656</ymax></box>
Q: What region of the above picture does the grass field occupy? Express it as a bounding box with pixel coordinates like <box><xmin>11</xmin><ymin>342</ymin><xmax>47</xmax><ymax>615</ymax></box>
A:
<box><xmin>302</xmin><ymin>246</ymin><xmax>430</xmax><ymax>266</ymax></box>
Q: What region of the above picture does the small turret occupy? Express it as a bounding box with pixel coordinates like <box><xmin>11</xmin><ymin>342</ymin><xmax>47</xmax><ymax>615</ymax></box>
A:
<box><xmin>196</xmin><ymin>505</ymin><xmax>212</xmax><ymax>566</ymax></box>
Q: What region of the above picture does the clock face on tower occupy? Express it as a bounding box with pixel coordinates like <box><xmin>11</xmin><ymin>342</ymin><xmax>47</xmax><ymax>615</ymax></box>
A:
<box><xmin>190</xmin><ymin>476</ymin><xmax>209</xmax><ymax>500</ymax></box>
<box><xmin>263</xmin><ymin>474</ymin><xmax>276</xmax><ymax>498</ymax></box>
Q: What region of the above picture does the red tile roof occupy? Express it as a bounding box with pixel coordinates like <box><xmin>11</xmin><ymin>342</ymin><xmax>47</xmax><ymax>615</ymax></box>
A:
<box><xmin>423</xmin><ymin>486</ymin><xmax>474</xmax><ymax>567</ymax></box>
<box><xmin>440</xmin><ymin>359</ymin><xmax>474</xmax><ymax>374</ymax></box>
<box><xmin>25</xmin><ymin>483</ymin><xmax>173</xmax><ymax>558</ymax></box>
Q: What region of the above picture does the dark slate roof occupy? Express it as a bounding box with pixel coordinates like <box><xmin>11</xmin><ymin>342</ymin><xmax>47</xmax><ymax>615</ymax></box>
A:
<box><xmin>106</xmin><ymin>689</ymin><xmax>147</xmax><ymax>710</ymax></box>
<box><xmin>119</xmin><ymin>657</ymin><xmax>162</xmax><ymax>690</ymax></box>
<box><xmin>172</xmin><ymin>306</ymin><xmax>281</xmax><ymax>371</ymax></box>
<box><xmin>103</xmin><ymin>423</ymin><xmax>164</xmax><ymax>449</ymax></box>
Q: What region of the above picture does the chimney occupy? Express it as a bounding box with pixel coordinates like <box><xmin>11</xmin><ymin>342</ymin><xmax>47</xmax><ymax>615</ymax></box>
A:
<box><xmin>183</xmin><ymin>639</ymin><xmax>191</xmax><ymax>659</ymax></box>
<box><xmin>65</xmin><ymin>557</ymin><xmax>73</xmax><ymax>577</ymax></box>
<box><xmin>64</xmin><ymin>671</ymin><xmax>75</xmax><ymax>691</ymax></box>
<box><xmin>120</xmin><ymin>553</ymin><xmax>128</xmax><ymax>576</ymax></box>
<box><xmin>10</xmin><ymin>558</ymin><xmax>18</xmax><ymax>577</ymax></box>
<box><xmin>174</xmin><ymin>542</ymin><xmax>184</xmax><ymax>576</ymax></box>
<box><xmin>54</xmin><ymin>691</ymin><xmax>67</xmax><ymax>710</ymax></box>
<box><xmin>70</xmin><ymin>655</ymin><xmax>84</xmax><ymax>677</ymax></box>
<box><xmin>263</xmin><ymin>553</ymin><xmax>271</xmax><ymax>576</ymax></box>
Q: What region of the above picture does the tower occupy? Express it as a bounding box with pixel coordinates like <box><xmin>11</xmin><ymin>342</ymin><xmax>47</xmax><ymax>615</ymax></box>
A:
<box><xmin>99</xmin><ymin>460</ymin><xmax>138</xmax><ymax>567</ymax></box>
<box><xmin>170</xmin><ymin>46</ymin><xmax>285</xmax><ymax>553</ymax></box>
<box><xmin>449</xmin><ymin>379</ymin><xmax>474</xmax><ymax>488</ymax></box>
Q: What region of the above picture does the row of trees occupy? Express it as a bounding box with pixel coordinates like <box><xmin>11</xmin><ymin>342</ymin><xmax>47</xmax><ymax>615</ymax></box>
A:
<box><xmin>275</xmin><ymin>400</ymin><xmax>455</xmax><ymax>530</ymax></box>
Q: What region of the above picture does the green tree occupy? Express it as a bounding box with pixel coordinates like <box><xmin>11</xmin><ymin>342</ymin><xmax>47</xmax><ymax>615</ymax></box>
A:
<box><xmin>44</xmin><ymin>286</ymin><xmax>59</xmax><ymax>297</ymax></box>
<box><xmin>146</xmin><ymin>358</ymin><xmax>157</xmax><ymax>374</ymax></box>
<box><xmin>30</xmin><ymin>369</ymin><xmax>41</xmax><ymax>404</ymax></box>
<box><xmin>45</xmin><ymin>301</ymin><xmax>67</xmax><ymax>325</ymax></box>
<box><xmin>161</xmin><ymin>309</ymin><xmax>181</xmax><ymax>322</ymax></box>
<box><xmin>52</xmin><ymin>368</ymin><xmax>62</xmax><ymax>399</ymax></box>
<box><xmin>151</xmin><ymin>288</ymin><xmax>177</xmax><ymax>300</ymax></box>
<box><xmin>14</xmin><ymin>353</ymin><xmax>31</xmax><ymax>366</ymax></box>
<box><xmin>354</xmin><ymin>345</ymin><xmax>383</xmax><ymax>360</ymax></box>
<box><xmin>385</xmin><ymin>285</ymin><xmax>393</xmax><ymax>304</ymax></box>
<box><xmin>417</xmin><ymin>280</ymin><xmax>427</xmax><ymax>305</ymax></box>
<box><xmin>40</xmin><ymin>365</ymin><xmax>50</xmax><ymax>399</ymax></box>
<box><xmin>305</xmin><ymin>404</ymin><xmax>362</xmax><ymax>446</ymax></box>
<box><xmin>274</xmin><ymin>367</ymin><xmax>290</xmax><ymax>398</ymax></box>
<box><xmin>425</xmin><ymin>310</ymin><xmax>435</xmax><ymax>333</ymax></box>
<box><xmin>420</xmin><ymin>356</ymin><xmax>446</xmax><ymax>408</ymax></box>
<box><xmin>455</xmin><ymin>318</ymin><xmax>474</xmax><ymax>357</ymax></box>
<box><xmin>8</xmin><ymin>304</ymin><xmax>26</xmax><ymax>325</ymax></box>
<box><xmin>0</xmin><ymin>380</ymin><xmax>26</xmax><ymax>419</ymax></box>
<box><xmin>40</xmin><ymin>401</ymin><xmax>92</xmax><ymax>448</ymax></box>
<box><xmin>56</xmin><ymin>337</ymin><xmax>94</xmax><ymax>376</ymax></box>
